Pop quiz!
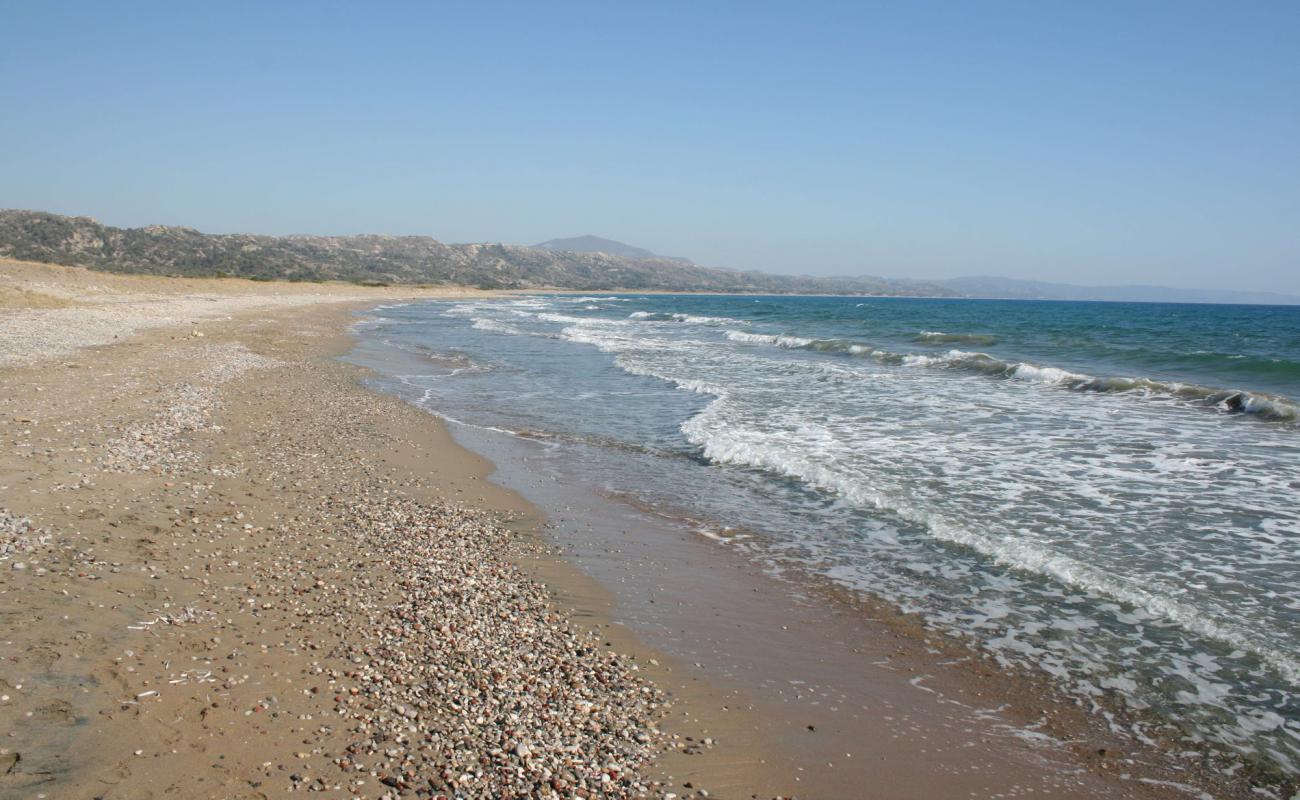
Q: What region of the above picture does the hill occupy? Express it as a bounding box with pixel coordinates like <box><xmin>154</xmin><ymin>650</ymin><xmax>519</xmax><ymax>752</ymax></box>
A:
<box><xmin>533</xmin><ymin>235</ymin><xmax>691</xmax><ymax>264</ymax></box>
<box><xmin>0</xmin><ymin>210</ymin><xmax>943</xmax><ymax>296</ymax></box>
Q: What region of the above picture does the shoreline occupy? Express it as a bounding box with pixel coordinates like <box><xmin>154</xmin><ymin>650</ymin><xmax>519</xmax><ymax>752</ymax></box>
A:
<box><xmin>351</xmin><ymin>298</ymin><xmax>1287</xmax><ymax>800</ymax></box>
<box><xmin>391</xmin><ymin>387</ymin><xmax>1269</xmax><ymax>800</ymax></box>
<box><xmin>0</xmin><ymin>260</ymin><xmax>1278</xmax><ymax>798</ymax></box>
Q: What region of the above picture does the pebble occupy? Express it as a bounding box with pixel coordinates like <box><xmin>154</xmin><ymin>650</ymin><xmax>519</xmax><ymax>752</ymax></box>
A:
<box><xmin>309</xmin><ymin>494</ymin><xmax>669</xmax><ymax>796</ymax></box>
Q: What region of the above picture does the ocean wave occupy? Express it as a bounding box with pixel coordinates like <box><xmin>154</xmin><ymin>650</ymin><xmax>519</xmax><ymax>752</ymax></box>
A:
<box><xmin>471</xmin><ymin>318</ymin><xmax>525</xmax><ymax>335</ymax></box>
<box><xmin>630</xmin><ymin>311</ymin><xmax>742</xmax><ymax>325</ymax></box>
<box><xmin>916</xmin><ymin>350</ymin><xmax>1300</xmax><ymax>422</ymax></box>
<box><xmin>724</xmin><ymin>330</ymin><xmax>815</xmax><ymax>348</ymax></box>
<box><xmin>727</xmin><ymin>330</ymin><xmax>897</xmax><ymax>358</ymax></box>
<box><xmin>445</xmin><ymin>302</ymin><xmax>487</xmax><ymax>316</ymax></box>
<box><xmin>679</xmin><ymin>411</ymin><xmax>1300</xmax><ymax>686</ymax></box>
<box><xmin>614</xmin><ymin>355</ymin><xmax>728</xmax><ymax>396</ymax></box>
<box><xmin>725</xmin><ymin>330</ymin><xmax>1299</xmax><ymax>423</ymax></box>
<box><xmin>916</xmin><ymin>330</ymin><xmax>999</xmax><ymax>346</ymax></box>
<box><xmin>559</xmin><ymin>327</ymin><xmax>705</xmax><ymax>365</ymax></box>
<box><xmin>537</xmin><ymin>312</ymin><xmax>630</xmax><ymax>326</ymax></box>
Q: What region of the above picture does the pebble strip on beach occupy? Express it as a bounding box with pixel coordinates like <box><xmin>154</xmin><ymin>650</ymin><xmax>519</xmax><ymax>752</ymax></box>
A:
<box><xmin>0</xmin><ymin>508</ymin><xmax>48</xmax><ymax>563</ymax></box>
<box><xmin>315</xmin><ymin>496</ymin><xmax>667</xmax><ymax>797</ymax></box>
<box><xmin>99</xmin><ymin>342</ymin><xmax>280</xmax><ymax>474</ymax></box>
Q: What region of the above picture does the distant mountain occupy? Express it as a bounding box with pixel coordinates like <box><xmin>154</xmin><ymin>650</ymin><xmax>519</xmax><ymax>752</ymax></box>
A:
<box><xmin>932</xmin><ymin>275</ymin><xmax>1300</xmax><ymax>306</ymax></box>
<box><xmin>7</xmin><ymin>210</ymin><xmax>1283</xmax><ymax>304</ymax></box>
<box><xmin>534</xmin><ymin>235</ymin><xmax>691</xmax><ymax>264</ymax></box>
<box><xmin>0</xmin><ymin>210</ymin><xmax>946</xmax><ymax>296</ymax></box>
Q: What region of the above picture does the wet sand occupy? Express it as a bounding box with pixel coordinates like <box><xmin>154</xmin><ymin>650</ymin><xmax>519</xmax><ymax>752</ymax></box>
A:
<box><xmin>0</xmin><ymin>260</ymin><xmax>1254</xmax><ymax>799</ymax></box>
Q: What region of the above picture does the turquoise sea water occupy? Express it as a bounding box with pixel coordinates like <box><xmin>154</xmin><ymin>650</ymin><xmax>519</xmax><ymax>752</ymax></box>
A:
<box><xmin>354</xmin><ymin>295</ymin><xmax>1300</xmax><ymax>782</ymax></box>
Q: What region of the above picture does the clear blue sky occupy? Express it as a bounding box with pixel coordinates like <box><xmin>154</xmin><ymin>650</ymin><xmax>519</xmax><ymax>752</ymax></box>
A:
<box><xmin>2</xmin><ymin>1</ymin><xmax>1298</xmax><ymax>293</ymax></box>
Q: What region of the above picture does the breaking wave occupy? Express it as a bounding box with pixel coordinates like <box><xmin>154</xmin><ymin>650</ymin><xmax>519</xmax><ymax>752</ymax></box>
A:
<box><xmin>537</xmin><ymin>312</ymin><xmax>630</xmax><ymax>326</ymax></box>
<box><xmin>630</xmin><ymin>311</ymin><xmax>742</xmax><ymax>325</ymax></box>
<box><xmin>724</xmin><ymin>330</ymin><xmax>815</xmax><ymax>348</ymax></box>
<box><xmin>679</xmin><ymin>408</ymin><xmax>1300</xmax><ymax>687</ymax></box>
<box><xmin>724</xmin><ymin>330</ymin><xmax>1299</xmax><ymax>423</ymax></box>
<box><xmin>471</xmin><ymin>318</ymin><xmax>525</xmax><ymax>335</ymax></box>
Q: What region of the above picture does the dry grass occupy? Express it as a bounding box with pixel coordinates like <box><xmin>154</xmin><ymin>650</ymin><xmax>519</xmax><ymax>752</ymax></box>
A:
<box><xmin>0</xmin><ymin>257</ymin><xmax>399</xmax><ymax>301</ymax></box>
<box><xmin>0</xmin><ymin>257</ymin><xmax>498</xmax><ymax>367</ymax></box>
<box><xmin>0</xmin><ymin>285</ymin><xmax>76</xmax><ymax>309</ymax></box>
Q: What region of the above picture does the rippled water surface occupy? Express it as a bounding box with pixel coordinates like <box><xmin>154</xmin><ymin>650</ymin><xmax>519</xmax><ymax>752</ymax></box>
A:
<box><xmin>353</xmin><ymin>294</ymin><xmax>1300</xmax><ymax>780</ymax></box>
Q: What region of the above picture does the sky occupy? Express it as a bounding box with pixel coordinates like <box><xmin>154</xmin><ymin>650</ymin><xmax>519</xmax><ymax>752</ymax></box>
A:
<box><xmin>1</xmin><ymin>1</ymin><xmax>1298</xmax><ymax>293</ymax></box>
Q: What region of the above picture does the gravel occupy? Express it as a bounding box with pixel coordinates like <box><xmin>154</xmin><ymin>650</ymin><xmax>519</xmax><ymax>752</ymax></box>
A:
<box><xmin>99</xmin><ymin>342</ymin><xmax>279</xmax><ymax>473</ymax></box>
<box><xmin>312</xmin><ymin>495</ymin><xmax>668</xmax><ymax>797</ymax></box>
<box><xmin>0</xmin><ymin>508</ymin><xmax>48</xmax><ymax>562</ymax></box>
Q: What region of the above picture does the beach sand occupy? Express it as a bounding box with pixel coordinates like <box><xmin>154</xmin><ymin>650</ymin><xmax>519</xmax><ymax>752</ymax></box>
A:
<box><xmin>0</xmin><ymin>261</ymin><xmax>759</xmax><ymax>798</ymax></box>
<box><xmin>0</xmin><ymin>259</ymin><xmax>1251</xmax><ymax>799</ymax></box>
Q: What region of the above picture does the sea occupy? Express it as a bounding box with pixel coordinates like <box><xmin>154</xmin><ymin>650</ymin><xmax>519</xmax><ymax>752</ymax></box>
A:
<box><xmin>351</xmin><ymin>293</ymin><xmax>1300</xmax><ymax>782</ymax></box>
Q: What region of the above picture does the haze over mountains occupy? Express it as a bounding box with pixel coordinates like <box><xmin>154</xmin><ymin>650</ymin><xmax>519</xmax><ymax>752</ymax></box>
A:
<box><xmin>534</xmin><ymin>235</ymin><xmax>692</xmax><ymax>265</ymax></box>
<box><xmin>1</xmin><ymin>210</ymin><xmax>1295</xmax><ymax>304</ymax></box>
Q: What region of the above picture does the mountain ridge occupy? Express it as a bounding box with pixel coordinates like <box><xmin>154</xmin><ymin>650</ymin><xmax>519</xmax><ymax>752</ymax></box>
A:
<box><xmin>2</xmin><ymin>210</ymin><xmax>1294</xmax><ymax>304</ymax></box>
<box><xmin>533</xmin><ymin>235</ymin><xmax>691</xmax><ymax>265</ymax></box>
<box><xmin>0</xmin><ymin>210</ymin><xmax>940</xmax><ymax>296</ymax></box>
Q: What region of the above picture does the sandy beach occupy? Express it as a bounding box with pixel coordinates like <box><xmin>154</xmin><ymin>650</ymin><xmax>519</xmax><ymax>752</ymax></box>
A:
<box><xmin>0</xmin><ymin>260</ymin><xmax>1262</xmax><ymax>799</ymax></box>
<box><xmin>0</xmin><ymin>261</ymin><xmax>759</xmax><ymax>798</ymax></box>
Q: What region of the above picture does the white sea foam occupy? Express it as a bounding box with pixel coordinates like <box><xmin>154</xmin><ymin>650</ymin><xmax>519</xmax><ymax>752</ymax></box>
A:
<box><xmin>446</xmin><ymin>302</ymin><xmax>486</xmax><ymax>316</ymax></box>
<box><xmin>537</xmin><ymin>312</ymin><xmax>630</xmax><ymax>326</ymax></box>
<box><xmin>724</xmin><ymin>330</ymin><xmax>814</xmax><ymax>348</ymax></box>
<box><xmin>471</xmin><ymin>318</ymin><xmax>524</xmax><ymax>335</ymax></box>
<box><xmin>679</xmin><ymin>408</ymin><xmax>1300</xmax><ymax>688</ymax></box>
<box><xmin>613</xmin><ymin>355</ymin><xmax>727</xmax><ymax>397</ymax></box>
<box><xmin>674</xmin><ymin>313</ymin><xmax>739</xmax><ymax>325</ymax></box>
<box><xmin>629</xmin><ymin>311</ymin><xmax>743</xmax><ymax>325</ymax></box>
<box><xmin>1009</xmin><ymin>363</ymin><xmax>1093</xmax><ymax>385</ymax></box>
